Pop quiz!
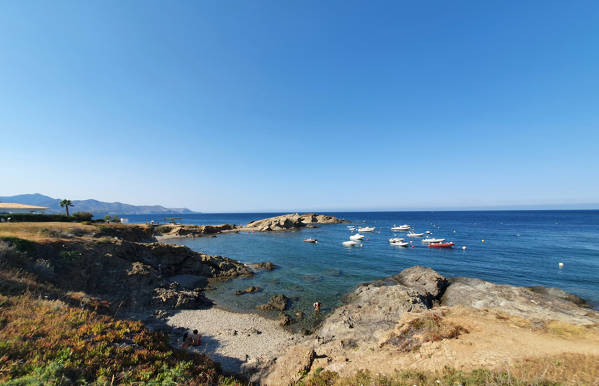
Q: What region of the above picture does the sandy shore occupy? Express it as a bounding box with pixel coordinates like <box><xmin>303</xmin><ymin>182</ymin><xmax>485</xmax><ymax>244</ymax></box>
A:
<box><xmin>166</xmin><ymin>307</ymin><xmax>300</xmax><ymax>377</ymax></box>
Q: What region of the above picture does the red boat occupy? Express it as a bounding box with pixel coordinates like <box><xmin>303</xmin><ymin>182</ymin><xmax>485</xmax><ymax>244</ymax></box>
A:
<box><xmin>428</xmin><ymin>242</ymin><xmax>455</xmax><ymax>248</ymax></box>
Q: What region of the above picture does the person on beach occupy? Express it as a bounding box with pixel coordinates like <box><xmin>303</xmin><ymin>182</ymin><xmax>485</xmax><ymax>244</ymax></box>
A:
<box><xmin>313</xmin><ymin>301</ymin><xmax>321</xmax><ymax>312</ymax></box>
<box><xmin>191</xmin><ymin>329</ymin><xmax>202</xmax><ymax>346</ymax></box>
<box><xmin>182</xmin><ymin>332</ymin><xmax>193</xmax><ymax>348</ymax></box>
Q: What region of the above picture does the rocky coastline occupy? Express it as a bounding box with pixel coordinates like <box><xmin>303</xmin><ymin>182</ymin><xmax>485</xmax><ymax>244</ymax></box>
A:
<box><xmin>261</xmin><ymin>266</ymin><xmax>599</xmax><ymax>384</ymax></box>
<box><xmin>2</xmin><ymin>220</ymin><xmax>598</xmax><ymax>384</ymax></box>
<box><xmin>153</xmin><ymin>213</ymin><xmax>347</xmax><ymax>241</ymax></box>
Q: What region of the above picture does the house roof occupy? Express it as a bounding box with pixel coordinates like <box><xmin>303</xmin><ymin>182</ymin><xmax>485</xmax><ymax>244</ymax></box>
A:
<box><xmin>0</xmin><ymin>203</ymin><xmax>48</xmax><ymax>210</ymax></box>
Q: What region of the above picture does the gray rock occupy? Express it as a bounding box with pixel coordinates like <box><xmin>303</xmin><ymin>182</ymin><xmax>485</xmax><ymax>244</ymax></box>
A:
<box><xmin>441</xmin><ymin>277</ymin><xmax>599</xmax><ymax>325</ymax></box>
<box><xmin>257</xmin><ymin>294</ymin><xmax>290</xmax><ymax>311</ymax></box>
<box><xmin>390</xmin><ymin>266</ymin><xmax>449</xmax><ymax>307</ymax></box>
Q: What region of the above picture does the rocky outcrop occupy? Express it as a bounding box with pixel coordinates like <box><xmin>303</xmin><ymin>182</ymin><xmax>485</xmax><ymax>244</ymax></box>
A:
<box><xmin>441</xmin><ymin>277</ymin><xmax>599</xmax><ymax>325</ymax></box>
<box><xmin>244</xmin><ymin>213</ymin><xmax>347</xmax><ymax>232</ymax></box>
<box><xmin>257</xmin><ymin>294</ymin><xmax>290</xmax><ymax>311</ymax></box>
<box><xmin>261</xmin><ymin>266</ymin><xmax>599</xmax><ymax>384</ymax></box>
<box><xmin>0</xmin><ymin>237</ymin><xmax>252</xmax><ymax>313</ymax></box>
<box><xmin>153</xmin><ymin>282</ymin><xmax>212</xmax><ymax>309</ymax></box>
<box><xmin>382</xmin><ymin>266</ymin><xmax>449</xmax><ymax>307</ymax></box>
<box><xmin>157</xmin><ymin>224</ymin><xmax>238</xmax><ymax>238</ymax></box>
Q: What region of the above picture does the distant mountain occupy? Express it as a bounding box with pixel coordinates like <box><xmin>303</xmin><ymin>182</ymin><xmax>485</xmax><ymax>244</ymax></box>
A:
<box><xmin>0</xmin><ymin>193</ymin><xmax>196</xmax><ymax>215</ymax></box>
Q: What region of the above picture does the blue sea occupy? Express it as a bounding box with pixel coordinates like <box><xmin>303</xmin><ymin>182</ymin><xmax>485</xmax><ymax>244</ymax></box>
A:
<box><xmin>123</xmin><ymin>211</ymin><xmax>599</xmax><ymax>324</ymax></box>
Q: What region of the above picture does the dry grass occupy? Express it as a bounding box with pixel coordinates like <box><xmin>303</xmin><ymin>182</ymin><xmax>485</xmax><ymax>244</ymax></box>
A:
<box><xmin>545</xmin><ymin>320</ymin><xmax>590</xmax><ymax>337</ymax></box>
<box><xmin>0</xmin><ymin>222</ymin><xmax>96</xmax><ymax>241</ymax></box>
<box><xmin>380</xmin><ymin>311</ymin><xmax>468</xmax><ymax>352</ymax></box>
<box><xmin>301</xmin><ymin>353</ymin><xmax>599</xmax><ymax>385</ymax></box>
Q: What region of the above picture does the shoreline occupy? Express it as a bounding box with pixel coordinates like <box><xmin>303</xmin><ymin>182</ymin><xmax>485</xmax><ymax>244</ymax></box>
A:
<box><xmin>165</xmin><ymin>306</ymin><xmax>300</xmax><ymax>378</ymax></box>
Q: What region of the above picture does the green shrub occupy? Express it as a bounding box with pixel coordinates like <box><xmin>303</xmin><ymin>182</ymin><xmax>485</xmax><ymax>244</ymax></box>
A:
<box><xmin>72</xmin><ymin>212</ymin><xmax>93</xmax><ymax>222</ymax></box>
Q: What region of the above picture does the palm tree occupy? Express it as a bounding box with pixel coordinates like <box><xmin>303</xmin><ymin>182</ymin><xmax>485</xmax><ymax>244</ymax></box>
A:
<box><xmin>59</xmin><ymin>199</ymin><xmax>74</xmax><ymax>216</ymax></box>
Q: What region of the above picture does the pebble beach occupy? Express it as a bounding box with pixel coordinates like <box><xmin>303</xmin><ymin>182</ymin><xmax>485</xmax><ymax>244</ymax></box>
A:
<box><xmin>167</xmin><ymin>307</ymin><xmax>300</xmax><ymax>375</ymax></box>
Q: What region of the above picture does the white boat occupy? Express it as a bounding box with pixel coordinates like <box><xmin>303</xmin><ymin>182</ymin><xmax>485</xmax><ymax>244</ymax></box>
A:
<box><xmin>391</xmin><ymin>225</ymin><xmax>411</xmax><ymax>231</ymax></box>
<box><xmin>347</xmin><ymin>226</ymin><xmax>356</xmax><ymax>230</ymax></box>
<box><xmin>350</xmin><ymin>233</ymin><xmax>365</xmax><ymax>241</ymax></box>
<box><xmin>388</xmin><ymin>237</ymin><xmax>404</xmax><ymax>243</ymax></box>
<box><xmin>304</xmin><ymin>238</ymin><xmax>318</xmax><ymax>243</ymax></box>
<box><xmin>391</xmin><ymin>241</ymin><xmax>409</xmax><ymax>247</ymax></box>
<box><xmin>358</xmin><ymin>226</ymin><xmax>375</xmax><ymax>232</ymax></box>
<box><xmin>342</xmin><ymin>240</ymin><xmax>359</xmax><ymax>247</ymax></box>
<box><xmin>422</xmin><ymin>238</ymin><xmax>446</xmax><ymax>244</ymax></box>
<box><xmin>425</xmin><ymin>230</ymin><xmax>432</xmax><ymax>234</ymax></box>
<box><xmin>407</xmin><ymin>231</ymin><xmax>424</xmax><ymax>237</ymax></box>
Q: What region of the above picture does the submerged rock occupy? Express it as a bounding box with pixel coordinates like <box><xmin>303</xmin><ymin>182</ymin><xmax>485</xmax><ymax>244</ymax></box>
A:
<box><xmin>235</xmin><ymin>286</ymin><xmax>261</xmax><ymax>295</ymax></box>
<box><xmin>251</xmin><ymin>262</ymin><xmax>278</xmax><ymax>271</ymax></box>
<box><xmin>257</xmin><ymin>294</ymin><xmax>290</xmax><ymax>311</ymax></box>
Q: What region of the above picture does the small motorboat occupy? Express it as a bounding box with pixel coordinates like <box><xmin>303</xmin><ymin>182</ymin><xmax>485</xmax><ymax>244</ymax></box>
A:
<box><xmin>342</xmin><ymin>240</ymin><xmax>360</xmax><ymax>247</ymax></box>
<box><xmin>391</xmin><ymin>241</ymin><xmax>409</xmax><ymax>247</ymax></box>
<box><xmin>347</xmin><ymin>226</ymin><xmax>356</xmax><ymax>231</ymax></box>
<box><xmin>428</xmin><ymin>242</ymin><xmax>455</xmax><ymax>248</ymax></box>
<box><xmin>422</xmin><ymin>238</ymin><xmax>446</xmax><ymax>244</ymax></box>
<box><xmin>391</xmin><ymin>225</ymin><xmax>411</xmax><ymax>231</ymax></box>
<box><xmin>358</xmin><ymin>226</ymin><xmax>375</xmax><ymax>232</ymax></box>
<box><xmin>425</xmin><ymin>231</ymin><xmax>432</xmax><ymax>234</ymax></box>
<box><xmin>350</xmin><ymin>233</ymin><xmax>365</xmax><ymax>241</ymax></box>
<box><xmin>304</xmin><ymin>238</ymin><xmax>318</xmax><ymax>243</ymax></box>
<box><xmin>388</xmin><ymin>237</ymin><xmax>404</xmax><ymax>243</ymax></box>
<box><xmin>407</xmin><ymin>231</ymin><xmax>424</xmax><ymax>237</ymax></box>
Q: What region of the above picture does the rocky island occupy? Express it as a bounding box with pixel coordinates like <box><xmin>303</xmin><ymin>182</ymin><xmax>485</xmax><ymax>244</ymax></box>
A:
<box><xmin>154</xmin><ymin>212</ymin><xmax>347</xmax><ymax>240</ymax></box>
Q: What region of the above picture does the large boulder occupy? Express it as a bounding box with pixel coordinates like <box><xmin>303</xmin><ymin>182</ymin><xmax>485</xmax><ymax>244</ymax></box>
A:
<box><xmin>441</xmin><ymin>277</ymin><xmax>599</xmax><ymax>325</ymax></box>
<box><xmin>318</xmin><ymin>282</ymin><xmax>428</xmax><ymax>344</ymax></box>
<box><xmin>389</xmin><ymin>266</ymin><xmax>449</xmax><ymax>307</ymax></box>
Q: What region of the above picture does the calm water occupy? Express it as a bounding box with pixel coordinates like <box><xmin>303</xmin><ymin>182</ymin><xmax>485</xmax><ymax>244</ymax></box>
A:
<box><xmin>124</xmin><ymin>211</ymin><xmax>599</xmax><ymax>323</ymax></box>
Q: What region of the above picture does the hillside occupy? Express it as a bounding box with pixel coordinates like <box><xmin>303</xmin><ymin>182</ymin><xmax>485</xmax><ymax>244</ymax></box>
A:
<box><xmin>0</xmin><ymin>193</ymin><xmax>195</xmax><ymax>215</ymax></box>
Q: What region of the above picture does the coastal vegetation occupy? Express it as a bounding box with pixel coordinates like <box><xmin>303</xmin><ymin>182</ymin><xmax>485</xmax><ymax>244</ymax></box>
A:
<box><xmin>0</xmin><ymin>213</ymin><xmax>88</xmax><ymax>223</ymax></box>
<box><xmin>0</xmin><ymin>292</ymin><xmax>224</xmax><ymax>384</ymax></box>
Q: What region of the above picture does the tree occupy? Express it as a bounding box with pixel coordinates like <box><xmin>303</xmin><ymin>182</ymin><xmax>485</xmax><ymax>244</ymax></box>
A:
<box><xmin>59</xmin><ymin>199</ymin><xmax>74</xmax><ymax>216</ymax></box>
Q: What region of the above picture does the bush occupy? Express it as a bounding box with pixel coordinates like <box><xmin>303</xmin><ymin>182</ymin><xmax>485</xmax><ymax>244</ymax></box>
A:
<box><xmin>72</xmin><ymin>212</ymin><xmax>93</xmax><ymax>222</ymax></box>
<box><xmin>0</xmin><ymin>214</ymin><xmax>77</xmax><ymax>223</ymax></box>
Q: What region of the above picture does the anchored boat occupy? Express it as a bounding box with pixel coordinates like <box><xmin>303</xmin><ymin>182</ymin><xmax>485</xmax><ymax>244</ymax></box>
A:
<box><xmin>422</xmin><ymin>238</ymin><xmax>446</xmax><ymax>244</ymax></box>
<box><xmin>428</xmin><ymin>242</ymin><xmax>455</xmax><ymax>248</ymax></box>
<box><xmin>358</xmin><ymin>226</ymin><xmax>375</xmax><ymax>232</ymax></box>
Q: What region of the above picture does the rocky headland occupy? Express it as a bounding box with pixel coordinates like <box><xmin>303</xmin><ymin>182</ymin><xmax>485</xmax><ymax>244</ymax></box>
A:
<box><xmin>261</xmin><ymin>266</ymin><xmax>599</xmax><ymax>384</ymax></box>
<box><xmin>153</xmin><ymin>213</ymin><xmax>347</xmax><ymax>240</ymax></box>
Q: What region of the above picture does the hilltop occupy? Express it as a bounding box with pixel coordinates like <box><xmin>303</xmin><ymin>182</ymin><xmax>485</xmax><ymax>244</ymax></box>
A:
<box><xmin>0</xmin><ymin>193</ymin><xmax>196</xmax><ymax>215</ymax></box>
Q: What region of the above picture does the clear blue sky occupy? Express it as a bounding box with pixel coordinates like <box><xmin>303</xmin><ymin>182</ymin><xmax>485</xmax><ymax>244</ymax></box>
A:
<box><xmin>1</xmin><ymin>1</ymin><xmax>598</xmax><ymax>212</ymax></box>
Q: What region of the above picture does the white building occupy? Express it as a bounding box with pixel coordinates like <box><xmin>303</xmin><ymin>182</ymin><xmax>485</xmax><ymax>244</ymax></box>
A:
<box><xmin>0</xmin><ymin>203</ymin><xmax>49</xmax><ymax>214</ymax></box>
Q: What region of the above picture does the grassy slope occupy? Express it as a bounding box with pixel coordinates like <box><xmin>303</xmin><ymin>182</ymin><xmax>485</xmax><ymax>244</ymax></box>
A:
<box><xmin>0</xmin><ymin>293</ymin><xmax>226</xmax><ymax>384</ymax></box>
